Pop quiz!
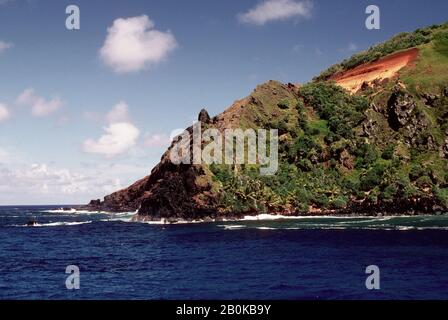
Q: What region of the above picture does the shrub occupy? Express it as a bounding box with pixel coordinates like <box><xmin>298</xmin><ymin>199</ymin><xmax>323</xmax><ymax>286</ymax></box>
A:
<box><xmin>303</xmin><ymin>124</ymin><xmax>320</xmax><ymax>136</ymax></box>
<box><xmin>297</xmin><ymin>159</ymin><xmax>313</xmax><ymax>172</ymax></box>
<box><xmin>409</xmin><ymin>165</ymin><xmax>426</xmax><ymax>181</ymax></box>
<box><xmin>295</xmin><ymin>100</ymin><xmax>305</xmax><ymax>113</ymax></box>
<box><xmin>433</xmin><ymin>31</ymin><xmax>448</xmax><ymax>57</ymax></box>
<box><xmin>314</xmin><ymin>193</ymin><xmax>329</xmax><ymax>208</ymax></box>
<box><xmin>342</xmin><ymin>175</ymin><xmax>360</xmax><ymax>192</ymax></box>
<box><xmin>278</xmin><ymin>99</ymin><xmax>290</xmax><ymax>109</ymax></box>
<box><xmin>295</xmin><ymin>188</ymin><xmax>312</xmax><ymax>208</ymax></box>
<box><xmin>367</xmin><ymin>188</ymin><xmax>380</xmax><ymax>204</ymax></box>
<box><xmin>434</xmin><ymin>187</ymin><xmax>448</xmax><ymax>207</ymax></box>
<box><xmin>272</xmin><ymin>119</ymin><xmax>289</xmax><ymax>135</ymax></box>
<box><xmin>416</xmin><ymin>175</ymin><xmax>433</xmax><ymax>188</ymax></box>
<box><xmin>381</xmin><ymin>144</ymin><xmax>395</xmax><ymax>160</ymax></box>
<box><xmin>355</xmin><ymin>143</ymin><xmax>379</xmax><ymax>168</ymax></box>
<box><xmin>381</xmin><ymin>184</ymin><xmax>398</xmax><ymax>202</ymax></box>
<box><xmin>360</xmin><ymin>164</ymin><xmax>385</xmax><ymax>191</ymax></box>
<box><xmin>332</xmin><ymin>196</ymin><xmax>348</xmax><ymax>209</ymax></box>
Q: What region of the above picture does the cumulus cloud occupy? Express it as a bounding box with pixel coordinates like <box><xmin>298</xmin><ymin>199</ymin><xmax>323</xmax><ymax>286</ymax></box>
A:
<box><xmin>0</xmin><ymin>103</ymin><xmax>10</xmax><ymax>122</ymax></box>
<box><xmin>238</xmin><ymin>0</ymin><xmax>312</xmax><ymax>25</ymax></box>
<box><xmin>0</xmin><ymin>40</ymin><xmax>13</xmax><ymax>54</ymax></box>
<box><xmin>83</xmin><ymin>123</ymin><xmax>140</xmax><ymax>157</ymax></box>
<box><xmin>83</xmin><ymin>102</ymin><xmax>140</xmax><ymax>157</ymax></box>
<box><xmin>16</xmin><ymin>88</ymin><xmax>63</xmax><ymax>117</ymax></box>
<box><xmin>99</xmin><ymin>15</ymin><xmax>177</xmax><ymax>73</ymax></box>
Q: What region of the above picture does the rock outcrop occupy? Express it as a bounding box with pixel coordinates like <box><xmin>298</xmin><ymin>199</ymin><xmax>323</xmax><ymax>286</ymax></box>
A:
<box><xmin>387</xmin><ymin>86</ymin><xmax>417</xmax><ymax>130</ymax></box>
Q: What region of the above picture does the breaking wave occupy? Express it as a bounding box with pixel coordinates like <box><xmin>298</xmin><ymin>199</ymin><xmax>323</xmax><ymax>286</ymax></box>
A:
<box><xmin>15</xmin><ymin>221</ymin><xmax>93</xmax><ymax>228</ymax></box>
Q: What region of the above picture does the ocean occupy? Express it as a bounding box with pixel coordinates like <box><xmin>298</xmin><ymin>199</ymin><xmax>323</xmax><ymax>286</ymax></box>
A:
<box><xmin>1</xmin><ymin>206</ymin><xmax>448</xmax><ymax>300</ymax></box>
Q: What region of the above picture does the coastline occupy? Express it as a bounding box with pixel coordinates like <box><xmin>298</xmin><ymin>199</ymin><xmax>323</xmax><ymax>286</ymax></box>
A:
<box><xmin>130</xmin><ymin>210</ymin><xmax>448</xmax><ymax>225</ymax></box>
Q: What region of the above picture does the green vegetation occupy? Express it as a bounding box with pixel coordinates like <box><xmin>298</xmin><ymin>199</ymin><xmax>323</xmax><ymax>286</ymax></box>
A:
<box><xmin>207</xmin><ymin>22</ymin><xmax>448</xmax><ymax>214</ymax></box>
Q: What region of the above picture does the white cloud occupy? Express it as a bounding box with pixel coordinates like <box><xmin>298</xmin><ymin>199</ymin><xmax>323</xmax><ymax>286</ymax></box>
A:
<box><xmin>16</xmin><ymin>88</ymin><xmax>63</xmax><ymax>117</ymax></box>
<box><xmin>83</xmin><ymin>102</ymin><xmax>140</xmax><ymax>157</ymax></box>
<box><xmin>99</xmin><ymin>15</ymin><xmax>178</xmax><ymax>73</ymax></box>
<box><xmin>0</xmin><ymin>164</ymin><xmax>93</xmax><ymax>198</ymax></box>
<box><xmin>83</xmin><ymin>122</ymin><xmax>140</xmax><ymax>157</ymax></box>
<box><xmin>0</xmin><ymin>41</ymin><xmax>13</xmax><ymax>54</ymax></box>
<box><xmin>0</xmin><ymin>163</ymin><xmax>128</xmax><ymax>204</ymax></box>
<box><xmin>0</xmin><ymin>103</ymin><xmax>10</xmax><ymax>122</ymax></box>
<box><xmin>106</xmin><ymin>101</ymin><xmax>130</xmax><ymax>123</ymax></box>
<box><xmin>238</xmin><ymin>0</ymin><xmax>312</xmax><ymax>25</ymax></box>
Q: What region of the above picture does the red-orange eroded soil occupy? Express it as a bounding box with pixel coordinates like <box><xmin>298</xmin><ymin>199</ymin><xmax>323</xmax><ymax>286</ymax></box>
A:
<box><xmin>331</xmin><ymin>48</ymin><xmax>419</xmax><ymax>93</ymax></box>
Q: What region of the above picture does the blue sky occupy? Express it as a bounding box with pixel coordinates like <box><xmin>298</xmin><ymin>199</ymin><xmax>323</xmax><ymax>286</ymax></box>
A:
<box><xmin>0</xmin><ymin>0</ymin><xmax>447</xmax><ymax>205</ymax></box>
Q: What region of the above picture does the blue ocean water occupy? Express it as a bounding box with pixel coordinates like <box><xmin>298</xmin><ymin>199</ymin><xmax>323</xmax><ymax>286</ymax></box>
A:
<box><xmin>1</xmin><ymin>206</ymin><xmax>448</xmax><ymax>300</ymax></box>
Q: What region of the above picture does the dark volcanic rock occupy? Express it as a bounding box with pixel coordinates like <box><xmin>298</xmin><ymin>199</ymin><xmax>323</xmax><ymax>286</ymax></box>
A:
<box><xmin>198</xmin><ymin>108</ymin><xmax>211</xmax><ymax>124</ymax></box>
<box><xmin>422</xmin><ymin>93</ymin><xmax>440</xmax><ymax>107</ymax></box>
<box><xmin>387</xmin><ymin>87</ymin><xmax>416</xmax><ymax>130</ymax></box>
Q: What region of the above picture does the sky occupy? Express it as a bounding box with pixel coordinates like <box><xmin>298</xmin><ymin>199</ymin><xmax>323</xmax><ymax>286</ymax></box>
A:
<box><xmin>0</xmin><ymin>0</ymin><xmax>447</xmax><ymax>205</ymax></box>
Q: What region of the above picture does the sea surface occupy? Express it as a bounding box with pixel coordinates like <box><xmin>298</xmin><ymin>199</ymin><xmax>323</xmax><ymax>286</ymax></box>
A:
<box><xmin>1</xmin><ymin>205</ymin><xmax>448</xmax><ymax>300</ymax></box>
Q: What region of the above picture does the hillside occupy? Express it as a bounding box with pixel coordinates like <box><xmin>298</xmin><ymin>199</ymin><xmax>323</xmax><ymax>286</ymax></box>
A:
<box><xmin>82</xmin><ymin>22</ymin><xmax>448</xmax><ymax>222</ymax></box>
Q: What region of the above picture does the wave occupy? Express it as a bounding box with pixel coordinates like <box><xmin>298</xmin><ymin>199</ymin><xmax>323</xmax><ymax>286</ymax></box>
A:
<box><xmin>14</xmin><ymin>221</ymin><xmax>93</xmax><ymax>228</ymax></box>
<box><xmin>140</xmin><ymin>218</ymin><xmax>209</xmax><ymax>225</ymax></box>
<box><xmin>239</xmin><ymin>214</ymin><xmax>368</xmax><ymax>221</ymax></box>
<box><xmin>217</xmin><ymin>225</ymin><xmax>247</xmax><ymax>230</ymax></box>
<box><xmin>43</xmin><ymin>208</ymin><xmax>138</xmax><ymax>215</ymax></box>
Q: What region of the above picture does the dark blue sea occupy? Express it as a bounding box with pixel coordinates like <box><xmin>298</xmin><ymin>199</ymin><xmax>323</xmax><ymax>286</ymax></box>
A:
<box><xmin>1</xmin><ymin>206</ymin><xmax>448</xmax><ymax>300</ymax></box>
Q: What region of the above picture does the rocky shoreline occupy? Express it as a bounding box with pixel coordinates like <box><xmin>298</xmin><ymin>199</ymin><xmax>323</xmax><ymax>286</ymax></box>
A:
<box><xmin>73</xmin><ymin>196</ymin><xmax>447</xmax><ymax>224</ymax></box>
<box><xmin>129</xmin><ymin>209</ymin><xmax>448</xmax><ymax>225</ymax></box>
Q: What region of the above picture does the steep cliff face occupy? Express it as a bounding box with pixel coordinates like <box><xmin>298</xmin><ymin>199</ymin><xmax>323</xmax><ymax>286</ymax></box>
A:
<box><xmin>83</xmin><ymin>22</ymin><xmax>448</xmax><ymax>220</ymax></box>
